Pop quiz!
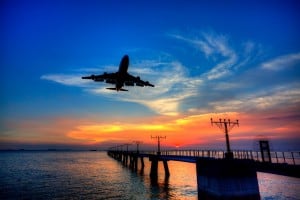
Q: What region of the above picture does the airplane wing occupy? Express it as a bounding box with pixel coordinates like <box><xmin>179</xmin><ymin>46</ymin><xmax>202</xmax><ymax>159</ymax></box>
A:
<box><xmin>82</xmin><ymin>72</ymin><xmax>154</xmax><ymax>87</ymax></box>
<box><xmin>125</xmin><ymin>73</ymin><xmax>155</xmax><ymax>87</ymax></box>
<box><xmin>82</xmin><ymin>73</ymin><xmax>117</xmax><ymax>83</ymax></box>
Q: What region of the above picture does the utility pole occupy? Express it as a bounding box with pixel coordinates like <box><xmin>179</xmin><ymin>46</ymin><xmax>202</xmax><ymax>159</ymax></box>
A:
<box><xmin>133</xmin><ymin>141</ymin><xmax>142</xmax><ymax>154</ymax></box>
<box><xmin>211</xmin><ymin>118</ymin><xmax>239</xmax><ymax>159</ymax></box>
<box><xmin>151</xmin><ymin>136</ymin><xmax>166</xmax><ymax>155</ymax></box>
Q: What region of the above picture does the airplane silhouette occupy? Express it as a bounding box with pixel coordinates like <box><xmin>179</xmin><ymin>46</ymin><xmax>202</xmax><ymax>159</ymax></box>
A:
<box><xmin>82</xmin><ymin>55</ymin><xmax>154</xmax><ymax>91</ymax></box>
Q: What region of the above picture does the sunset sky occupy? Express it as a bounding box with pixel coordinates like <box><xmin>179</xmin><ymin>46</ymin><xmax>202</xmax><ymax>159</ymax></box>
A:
<box><xmin>1</xmin><ymin>0</ymin><xmax>300</xmax><ymax>150</ymax></box>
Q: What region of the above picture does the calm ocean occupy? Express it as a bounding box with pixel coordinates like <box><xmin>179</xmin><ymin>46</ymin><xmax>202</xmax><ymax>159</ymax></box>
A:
<box><xmin>0</xmin><ymin>151</ymin><xmax>299</xmax><ymax>200</ymax></box>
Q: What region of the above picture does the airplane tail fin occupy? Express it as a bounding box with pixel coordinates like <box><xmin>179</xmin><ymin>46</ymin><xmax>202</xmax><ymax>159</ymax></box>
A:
<box><xmin>106</xmin><ymin>88</ymin><xmax>128</xmax><ymax>92</ymax></box>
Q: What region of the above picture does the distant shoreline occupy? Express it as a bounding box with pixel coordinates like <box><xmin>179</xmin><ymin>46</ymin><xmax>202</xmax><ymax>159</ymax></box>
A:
<box><xmin>0</xmin><ymin>149</ymin><xmax>106</xmax><ymax>152</ymax></box>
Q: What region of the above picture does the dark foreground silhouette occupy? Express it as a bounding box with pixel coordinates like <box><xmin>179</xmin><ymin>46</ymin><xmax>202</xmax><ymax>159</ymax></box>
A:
<box><xmin>82</xmin><ymin>55</ymin><xmax>154</xmax><ymax>91</ymax></box>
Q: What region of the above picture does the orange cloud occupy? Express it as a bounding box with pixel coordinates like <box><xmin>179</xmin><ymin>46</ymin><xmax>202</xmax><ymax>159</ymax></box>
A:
<box><xmin>66</xmin><ymin>112</ymin><xmax>239</xmax><ymax>146</ymax></box>
<box><xmin>64</xmin><ymin>111</ymin><xmax>300</xmax><ymax>149</ymax></box>
<box><xmin>2</xmin><ymin>111</ymin><xmax>299</xmax><ymax>150</ymax></box>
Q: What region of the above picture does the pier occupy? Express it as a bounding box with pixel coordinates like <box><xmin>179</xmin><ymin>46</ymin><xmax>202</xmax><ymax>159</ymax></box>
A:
<box><xmin>108</xmin><ymin>148</ymin><xmax>300</xmax><ymax>200</ymax></box>
<box><xmin>107</xmin><ymin>119</ymin><xmax>299</xmax><ymax>199</ymax></box>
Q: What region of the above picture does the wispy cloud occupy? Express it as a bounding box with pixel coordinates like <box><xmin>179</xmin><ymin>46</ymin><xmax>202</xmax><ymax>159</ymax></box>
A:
<box><xmin>261</xmin><ymin>52</ymin><xmax>300</xmax><ymax>71</ymax></box>
<box><xmin>169</xmin><ymin>31</ymin><xmax>239</xmax><ymax>80</ymax></box>
<box><xmin>209</xmin><ymin>84</ymin><xmax>300</xmax><ymax>112</ymax></box>
<box><xmin>88</xmin><ymin>61</ymin><xmax>202</xmax><ymax>116</ymax></box>
<box><xmin>40</xmin><ymin>31</ymin><xmax>260</xmax><ymax>116</ymax></box>
<box><xmin>169</xmin><ymin>31</ymin><xmax>300</xmax><ymax>118</ymax></box>
<box><xmin>41</xmin><ymin>74</ymin><xmax>91</xmax><ymax>87</ymax></box>
<box><xmin>41</xmin><ymin>30</ymin><xmax>300</xmax><ymax>118</ymax></box>
<box><xmin>41</xmin><ymin>60</ymin><xmax>202</xmax><ymax>116</ymax></box>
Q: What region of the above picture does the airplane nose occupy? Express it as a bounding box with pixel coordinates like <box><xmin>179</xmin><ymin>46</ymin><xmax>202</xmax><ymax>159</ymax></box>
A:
<box><xmin>123</xmin><ymin>55</ymin><xmax>129</xmax><ymax>61</ymax></box>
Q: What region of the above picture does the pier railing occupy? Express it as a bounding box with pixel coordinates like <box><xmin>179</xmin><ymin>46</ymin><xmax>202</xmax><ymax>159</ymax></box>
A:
<box><xmin>112</xmin><ymin>149</ymin><xmax>300</xmax><ymax>165</ymax></box>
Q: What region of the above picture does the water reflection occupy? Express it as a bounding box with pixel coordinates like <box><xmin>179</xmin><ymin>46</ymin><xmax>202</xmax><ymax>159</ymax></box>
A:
<box><xmin>136</xmin><ymin>159</ymin><xmax>197</xmax><ymax>200</ymax></box>
<box><xmin>1</xmin><ymin>151</ymin><xmax>299</xmax><ymax>200</ymax></box>
<box><xmin>147</xmin><ymin>176</ymin><xmax>172</xmax><ymax>200</ymax></box>
<box><xmin>257</xmin><ymin>172</ymin><xmax>300</xmax><ymax>200</ymax></box>
<box><xmin>0</xmin><ymin>151</ymin><xmax>150</xmax><ymax>199</ymax></box>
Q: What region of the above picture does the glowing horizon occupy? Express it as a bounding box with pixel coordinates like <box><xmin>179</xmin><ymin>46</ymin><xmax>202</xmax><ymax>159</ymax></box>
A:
<box><xmin>1</xmin><ymin>111</ymin><xmax>299</xmax><ymax>150</ymax></box>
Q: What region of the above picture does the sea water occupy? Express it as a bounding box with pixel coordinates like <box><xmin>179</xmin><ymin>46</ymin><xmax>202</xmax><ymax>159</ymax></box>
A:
<box><xmin>0</xmin><ymin>151</ymin><xmax>299</xmax><ymax>200</ymax></box>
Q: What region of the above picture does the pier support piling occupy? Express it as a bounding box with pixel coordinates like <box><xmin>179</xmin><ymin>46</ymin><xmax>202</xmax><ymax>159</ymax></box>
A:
<box><xmin>149</xmin><ymin>155</ymin><xmax>170</xmax><ymax>179</ymax></box>
<box><xmin>196</xmin><ymin>158</ymin><xmax>260</xmax><ymax>200</ymax></box>
<box><xmin>150</xmin><ymin>156</ymin><xmax>159</xmax><ymax>178</ymax></box>
<box><xmin>140</xmin><ymin>157</ymin><xmax>145</xmax><ymax>168</ymax></box>
<box><xmin>163</xmin><ymin>160</ymin><xmax>170</xmax><ymax>177</ymax></box>
<box><xmin>134</xmin><ymin>155</ymin><xmax>138</xmax><ymax>171</ymax></box>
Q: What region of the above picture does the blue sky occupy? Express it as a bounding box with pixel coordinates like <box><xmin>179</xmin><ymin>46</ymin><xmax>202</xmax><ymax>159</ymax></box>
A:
<box><xmin>1</xmin><ymin>0</ymin><xmax>300</xmax><ymax>150</ymax></box>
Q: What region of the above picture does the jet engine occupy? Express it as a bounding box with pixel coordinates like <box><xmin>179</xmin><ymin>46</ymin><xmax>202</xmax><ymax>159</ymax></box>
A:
<box><xmin>95</xmin><ymin>78</ymin><xmax>104</xmax><ymax>82</ymax></box>
<box><xmin>106</xmin><ymin>79</ymin><xmax>116</xmax><ymax>84</ymax></box>
<box><xmin>136</xmin><ymin>82</ymin><xmax>144</xmax><ymax>87</ymax></box>
<box><xmin>125</xmin><ymin>81</ymin><xmax>134</xmax><ymax>86</ymax></box>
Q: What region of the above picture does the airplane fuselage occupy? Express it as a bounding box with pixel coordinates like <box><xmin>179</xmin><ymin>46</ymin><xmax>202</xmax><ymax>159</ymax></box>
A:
<box><xmin>115</xmin><ymin>55</ymin><xmax>129</xmax><ymax>91</ymax></box>
<box><xmin>118</xmin><ymin>55</ymin><xmax>129</xmax><ymax>74</ymax></box>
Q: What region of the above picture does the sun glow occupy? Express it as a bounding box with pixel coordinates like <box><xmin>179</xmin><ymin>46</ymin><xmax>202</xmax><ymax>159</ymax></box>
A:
<box><xmin>2</xmin><ymin>110</ymin><xmax>298</xmax><ymax>149</ymax></box>
<box><xmin>64</xmin><ymin>113</ymin><xmax>239</xmax><ymax>145</ymax></box>
<box><xmin>62</xmin><ymin>110</ymin><xmax>300</xmax><ymax>148</ymax></box>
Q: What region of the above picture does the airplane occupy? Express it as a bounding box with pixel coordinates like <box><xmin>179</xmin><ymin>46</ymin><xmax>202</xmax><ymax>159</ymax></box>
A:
<box><xmin>82</xmin><ymin>55</ymin><xmax>154</xmax><ymax>91</ymax></box>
